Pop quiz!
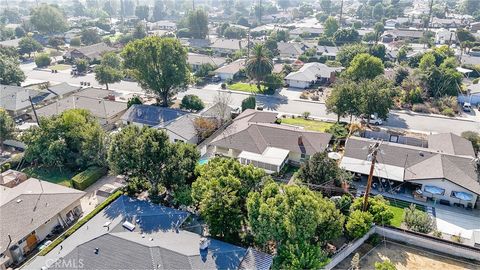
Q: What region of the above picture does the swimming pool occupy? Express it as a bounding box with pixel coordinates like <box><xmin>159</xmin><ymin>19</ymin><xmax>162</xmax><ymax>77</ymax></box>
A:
<box><xmin>198</xmin><ymin>158</ymin><xmax>209</xmax><ymax>165</ymax></box>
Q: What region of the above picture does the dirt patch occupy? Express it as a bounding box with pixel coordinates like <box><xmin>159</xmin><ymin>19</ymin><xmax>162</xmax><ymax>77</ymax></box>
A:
<box><xmin>335</xmin><ymin>241</ymin><xmax>480</xmax><ymax>270</ymax></box>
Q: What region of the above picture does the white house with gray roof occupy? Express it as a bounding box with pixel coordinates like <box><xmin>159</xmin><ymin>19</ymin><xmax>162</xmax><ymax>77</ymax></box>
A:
<box><xmin>341</xmin><ymin>135</ymin><xmax>480</xmax><ymax>209</ymax></box>
<box><xmin>0</xmin><ymin>170</ymin><xmax>84</xmax><ymax>269</ymax></box>
<box><xmin>285</xmin><ymin>63</ymin><xmax>343</xmax><ymax>89</ymax></box>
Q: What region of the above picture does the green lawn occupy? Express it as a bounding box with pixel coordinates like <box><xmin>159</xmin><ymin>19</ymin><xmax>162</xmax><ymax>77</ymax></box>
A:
<box><xmin>281</xmin><ymin>118</ymin><xmax>334</xmax><ymax>132</ymax></box>
<box><xmin>22</xmin><ymin>166</ymin><xmax>75</xmax><ymax>187</ymax></box>
<box><xmin>49</xmin><ymin>64</ymin><xmax>71</xmax><ymax>71</ymax></box>
<box><xmin>228</xmin><ymin>83</ymin><xmax>268</xmax><ymax>94</ymax></box>
<box><xmin>388</xmin><ymin>205</ymin><xmax>405</xmax><ymax>228</ymax></box>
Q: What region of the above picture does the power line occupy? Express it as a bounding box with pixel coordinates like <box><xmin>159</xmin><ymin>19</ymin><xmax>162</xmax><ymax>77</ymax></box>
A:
<box><xmin>362</xmin><ymin>140</ymin><xmax>381</xmax><ymax>212</ymax></box>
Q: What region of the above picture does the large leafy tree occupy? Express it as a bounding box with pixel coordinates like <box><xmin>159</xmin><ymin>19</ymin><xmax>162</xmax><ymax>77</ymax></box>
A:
<box><xmin>333</xmin><ymin>28</ymin><xmax>359</xmax><ymax>45</ymax></box>
<box><xmin>337</xmin><ymin>43</ymin><xmax>368</xmax><ymax>67</ymax></box>
<box><xmin>350</xmin><ymin>195</ymin><xmax>394</xmax><ymax>225</ymax></box>
<box><xmin>122</xmin><ymin>37</ymin><xmax>190</xmax><ymax>107</ymax></box>
<box><xmin>81</xmin><ymin>28</ymin><xmax>101</xmax><ymax>45</ymax></box>
<box><xmin>324</xmin><ymin>16</ymin><xmax>339</xmax><ymax>37</ymax></box>
<box><xmin>0</xmin><ymin>55</ymin><xmax>25</xmax><ymax>85</ymax></box>
<box><xmin>0</xmin><ymin>109</ymin><xmax>15</xmax><ymax>154</ymax></box>
<box><xmin>357</xmin><ymin>77</ymin><xmax>393</xmax><ymax>121</ymax></box>
<box><xmin>246</xmin><ymin>44</ymin><xmax>273</xmax><ymax>90</ymax></box>
<box><xmin>22</xmin><ymin>109</ymin><xmax>107</xmax><ymax>169</ymax></box>
<box><xmin>153</xmin><ymin>0</ymin><xmax>165</xmax><ymax>21</ymax></box>
<box><xmin>346</xmin><ymin>210</ymin><xmax>373</xmax><ymax>239</ymax></box>
<box><xmin>135</xmin><ymin>5</ymin><xmax>149</xmax><ymax>20</ymax></box>
<box><xmin>30</xmin><ymin>4</ymin><xmax>68</xmax><ymax>34</ymax></box>
<box><xmin>297</xmin><ymin>151</ymin><xmax>351</xmax><ymax>186</ymax></box>
<box><xmin>274</xmin><ymin>241</ymin><xmax>328</xmax><ymax>269</ymax></box>
<box><xmin>18</xmin><ymin>37</ymin><xmax>43</xmax><ymax>58</ymax></box>
<box><xmin>95</xmin><ymin>52</ymin><xmax>123</xmax><ymax>90</ymax></box>
<box><xmin>108</xmin><ymin>125</ymin><xmax>199</xmax><ymax>196</ymax></box>
<box><xmin>187</xmin><ymin>9</ymin><xmax>208</xmax><ymax>39</ymax></box>
<box><xmin>326</xmin><ymin>79</ymin><xmax>359</xmax><ymax>122</ymax></box>
<box><xmin>345</xmin><ymin>53</ymin><xmax>384</xmax><ymax>81</ymax></box>
<box><xmin>192</xmin><ymin>157</ymin><xmax>267</xmax><ymax>240</ymax></box>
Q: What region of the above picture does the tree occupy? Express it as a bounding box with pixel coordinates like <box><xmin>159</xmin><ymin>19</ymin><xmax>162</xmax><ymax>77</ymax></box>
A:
<box><xmin>350</xmin><ymin>195</ymin><xmax>394</xmax><ymax>225</ymax></box>
<box><xmin>135</xmin><ymin>5</ymin><xmax>149</xmax><ymax>20</ymax></box>
<box><xmin>419</xmin><ymin>53</ymin><xmax>435</xmax><ymax>71</ymax></box>
<box><xmin>153</xmin><ymin>0</ymin><xmax>165</xmax><ymax>21</ymax></box>
<box><xmin>247</xmin><ymin>182</ymin><xmax>344</xmax><ymax>255</ymax></box>
<box><xmin>375</xmin><ymin>260</ymin><xmax>396</xmax><ymax>270</ymax></box>
<box><xmin>30</xmin><ymin>4</ymin><xmax>67</xmax><ymax>34</ymax></box>
<box><xmin>103</xmin><ymin>0</ymin><xmax>116</xmax><ymax>18</ymax></box>
<box><xmin>70</xmin><ymin>37</ymin><xmax>81</xmax><ymax>47</ymax></box>
<box><xmin>48</xmin><ymin>37</ymin><xmax>65</xmax><ymax>50</ymax></box>
<box><xmin>246</xmin><ymin>44</ymin><xmax>273</xmax><ymax>90</ymax></box>
<box><xmin>0</xmin><ymin>55</ymin><xmax>25</xmax><ymax>85</ymax></box>
<box><xmin>324</xmin><ymin>16</ymin><xmax>339</xmax><ymax>37</ymax></box>
<box><xmin>0</xmin><ymin>108</ymin><xmax>15</xmax><ymax>154</ymax></box>
<box><xmin>327</xmin><ymin>79</ymin><xmax>358</xmax><ymax>122</ymax></box>
<box><xmin>270</xmin><ymin>29</ymin><xmax>289</xmax><ymax>42</ymax></box>
<box><xmin>35</xmin><ymin>53</ymin><xmax>51</xmax><ymax>68</ymax></box>
<box><xmin>187</xmin><ymin>9</ymin><xmax>208</xmax><ymax>39</ymax></box>
<box><xmin>404</xmin><ymin>204</ymin><xmax>434</xmax><ymax>233</ymax></box>
<box><xmin>81</xmin><ymin>29</ymin><xmax>101</xmax><ymax>45</ymax></box>
<box><xmin>108</xmin><ymin>125</ymin><xmax>199</xmax><ymax>196</ymax></box>
<box><xmin>372</xmin><ymin>3</ymin><xmax>384</xmax><ymax>21</ymax></box>
<box><xmin>456</xmin><ymin>28</ymin><xmax>475</xmax><ymax>43</ymax></box>
<box><xmin>18</xmin><ymin>37</ymin><xmax>42</xmax><ymax>58</ymax></box>
<box><xmin>463</xmin><ymin>0</ymin><xmax>480</xmax><ymax>15</ymax></box>
<box><xmin>15</xmin><ymin>26</ymin><xmax>25</xmax><ymax>38</ymax></box>
<box><xmin>127</xmin><ymin>96</ymin><xmax>143</xmax><ymax>108</ymax></box>
<box><xmin>274</xmin><ymin>241</ymin><xmax>328</xmax><ymax>270</ymax></box>
<box><xmin>192</xmin><ymin>157</ymin><xmax>266</xmax><ymax>241</ymax></box>
<box><xmin>346</xmin><ymin>210</ymin><xmax>373</xmax><ymax>239</ymax></box>
<box><xmin>22</xmin><ymin>109</ymin><xmax>107</xmax><ymax>169</ymax></box>
<box><xmin>132</xmin><ymin>23</ymin><xmax>147</xmax><ymax>40</ymax></box>
<box><xmin>461</xmin><ymin>131</ymin><xmax>480</xmax><ymax>153</ymax></box>
<box><xmin>193</xmin><ymin>117</ymin><xmax>217</xmax><ymax>141</ymax></box>
<box><xmin>320</xmin><ymin>0</ymin><xmax>332</xmax><ymax>14</ymax></box>
<box><xmin>94</xmin><ymin>65</ymin><xmax>122</xmax><ymax>90</ymax></box>
<box><xmin>180</xmin><ymin>94</ymin><xmax>205</xmax><ymax>111</ymax></box>
<box><xmin>241</xmin><ymin>96</ymin><xmax>256</xmax><ymax>111</ymax></box>
<box><xmin>333</xmin><ymin>28</ymin><xmax>359</xmax><ymax>45</ymax></box>
<box><xmin>346</xmin><ymin>53</ymin><xmax>384</xmax><ymax>81</ymax></box>
<box><xmin>75</xmin><ymin>59</ymin><xmax>89</xmax><ymax>73</ymax></box>
<box><xmin>394</xmin><ymin>67</ymin><xmax>409</xmax><ymax>86</ymax></box>
<box><xmin>337</xmin><ymin>44</ymin><xmax>368</xmax><ymax>67</ymax></box>
<box><xmin>277</xmin><ymin>0</ymin><xmax>290</xmax><ymax>10</ymax></box>
<box><xmin>122</xmin><ymin>37</ymin><xmax>190</xmax><ymax>107</ymax></box>
<box><xmin>357</xmin><ymin>77</ymin><xmax>393</xmax><ymax>121</ymax></box>
<box><xmin>297</xmin><ymin>152</ymin><xmax>350</xmax><ymax>186</ymax></box>
<box><xmin>264</xmin><ymin>73</ymin><xmax>283</xmax><ymax>92</ymax></box>
<box><xmin>370</xmin><ymin>44</ymin><xmax>386</xmax><ymax>60</ymax></box>
<box><xmin>373</xmin><ymin>22</ymin><xmax>384</xmax><ymax>42</ymax></box>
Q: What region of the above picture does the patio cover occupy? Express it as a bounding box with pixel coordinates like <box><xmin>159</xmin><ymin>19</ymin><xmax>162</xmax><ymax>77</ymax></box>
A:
<box><xmin>456</xmin><ymin>67</ymin><xmax>473</xmax><ymax>74</ymax></box>
<box><xmin>238</xmin><ymin>147</ymin><xmax>290</xmax><ymax>167</ymax></box>
<box><xmin>340</xmin><ymin>157</ymin><xmax>405</xmax><ymax>182</ymax></box>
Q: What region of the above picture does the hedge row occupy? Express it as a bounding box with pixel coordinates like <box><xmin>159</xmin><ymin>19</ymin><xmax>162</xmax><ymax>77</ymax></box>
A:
<box><xmin>72</xmin><ymin>166</ymin><xmax>107</xmax><ymax>190</ymax></box>
<box><xmin>38</xmin><ymin>190</ymin><xmax>123</xmax><ymax>256</ymax></box>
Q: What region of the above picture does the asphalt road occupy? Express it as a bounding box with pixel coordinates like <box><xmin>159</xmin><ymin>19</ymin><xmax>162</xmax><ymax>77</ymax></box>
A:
<box><xmin>23</xmin><ymin>67</ymin><xmax>479</xmax><ymax>135</ymax></box>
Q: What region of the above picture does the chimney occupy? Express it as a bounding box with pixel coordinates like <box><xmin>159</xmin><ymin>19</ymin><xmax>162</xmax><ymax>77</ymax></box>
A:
<box><xmin>298</xmin><ymin>135</ymin><xmax>303</xmax><ymax>146</ymax></box>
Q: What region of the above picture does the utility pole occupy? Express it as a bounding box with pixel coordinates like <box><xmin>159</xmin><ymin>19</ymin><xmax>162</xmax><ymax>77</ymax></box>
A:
<box><xmin>339</xmin><ymin>0</ymin><xmax>344</xmax><ymax>28</ymax></box>
<box><xmin>29</xmin><ymin>96</ymin><xmax>40</xmax><ymax>126</ymax></box>
<box><xmin>362</xmin><ymin>141</ymin><xmax>381</xmax><ymax>212</ymax></box>
<box><xmin>423</xmin><ymin>0</ymin><xmax>434</xmax><ymax>48</ymax></box>
<box><xmin>258</xmin><ymin>0</ymin><xmax>262</xmax><ymax>25</ymax></box>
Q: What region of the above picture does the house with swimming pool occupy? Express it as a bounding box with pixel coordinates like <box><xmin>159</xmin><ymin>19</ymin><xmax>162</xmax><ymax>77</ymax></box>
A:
<box><xmin>340</xmin><ymin>134</ymin><xmax>480</xmax><ymax>209</ymax></box>
<box><xmin>208</xmin><ymin>109</ymin><xmax>332</xmax><ymax>173</ymax></box>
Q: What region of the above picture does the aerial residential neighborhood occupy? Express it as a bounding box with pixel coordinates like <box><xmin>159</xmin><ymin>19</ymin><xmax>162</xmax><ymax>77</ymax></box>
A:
<box><xmin>1</xmin><ymin>0</ymin><xmax>480</xmax><ymax>269</ymax></box>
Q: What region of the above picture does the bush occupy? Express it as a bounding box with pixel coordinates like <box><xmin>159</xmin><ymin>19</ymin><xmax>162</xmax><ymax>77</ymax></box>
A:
<box><xmin>300</xmin><ymin>91</ymin><xmax>309</xmax><ymax>99</ymax></box>
<box><xmin>473</xmin><ymin>78</ymin><xmax>479</xmax><ymax>84</ymax></box>
<box><xmin>451</xmin><ymin>233</ymin><xmax>462</xmax><ymax>243</ymax></box>
<box><xmin>70</xmin><ymin>37</ymin><xmax>81</xmax><ymax>46</ymax></box>
<box><xmin>221</xmin><ymin>83</ymin><xmax>226</xmax><ymax>89</ymax></box>
<box><xmin>461</xmin><ymin>131</ymin><xmax>480</xmax><ymax>153</ymax></box>
<box><xmin>346</xmin><ymin>210</ymin><xmax>373</xmax><ymax>239</ymax></box>
<box><xmin>172</xmin><ymin>186</ymin><xmax>193</xmax><ymax>207</ymax></box>
<box><xmin>441</xmin><ymin>107</ymin><xmax>455</xmax><ymax>117</ymax></box>
<box><xmin>1</xmin><ymin>163</ymin><xmax>11</xmax><ymax>173</ymax></box>
<box><xmin>432</xmin><ymin>230</ymin><xmax>442</xmax><ymax>238</ymax></box>
<box><xmin>311</xmin><ymin>94</ymin><xmax>319</xmax><ymax>101</ymax></box>
<box><xmin>302</xmin><ymin>111</ymin><xmax>311</xmax><ymax>119</ymax></box>
<box><xmin>326</xmin><ymin>123</ymin><xmax>349</xmax><ymax>140</ymax></box>
<box><xmin>375</xmin><ymin>260</ymin><xmax>396</xmax><ymax>270</ymax></box>
<box><xmin>38</xmin><ymin>190</ymin><xmax>123</xmax><ymax>256</ymax></box>
<box><xmin>403</xmin><ymin>204</ymin><xmax>434</xmax><ymax>233</ymax></box>
<box><xmin>180</xmin><ymin>94</ymin><xmax>205</xmax><ymax>111</ymax></box>
<box><xmin>241</xmin><ymin>96</ymin><xmax>256</xmax><ymax>111</ymax></box>
<box><xmin>35</xmin><ymin>53</ymin><xmax>51</xmax><ymax>68</ymax></box>
<box><xmin>412</xmin><ymin>104</ymin><xmax>429</xmax><ymax>113</ymax></box>
<box><xmin>72</xmin><ymin>166</ymin><xmax>107</xmax><ymax>190</ymax></box>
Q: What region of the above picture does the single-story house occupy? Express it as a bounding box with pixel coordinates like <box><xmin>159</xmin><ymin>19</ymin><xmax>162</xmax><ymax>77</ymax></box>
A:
<box><xmin>284</xmin><ymin>62</ymin><xmax>343</xmax><ymax>89</ymax></box>
<box><xmin>289</xmin><ymin>27</ymin><xmax>324</xmax><ymax>38</ymax></box>
<box><xmin>24</xmin><ymin>195</ymin><xmax>273</xmax><ymax>270</ymax></box>
<box><xmin>0</xmin><ymin>38</ymin><xmax>21</xmax><ymax>48</ymax></box>
<box><xmin>64</xmin><ymin>42</ymin><xmax>116</xmax><ymax>62</ymax></box>
<box><xmin>209</xmin><ymin>109</ymin><xmax>332</xmax><ymax>173</ymax></box>
<box><xmin>0</xmin><ymin>85</ymin><xmax>55</xmax><ymax>117</ymax></box>
<box><xmin>434</xmin><ymin>28</ymin><xmax>456</xmax><ymax>45</ymax></box>
<box><xmin>277</xmin><ymin>42</ymin><xmax>306</xmax><ymax>59</ymax></box>
<box><xmin>187</xmin><ymin>53</ymin><xmax>227</xmax><ymax>72</ymax></box>
<box><xmin>0</xmin><ymin>170</ymin><xmax>85</xmax><ymax>268</ymax></box>
<box><xmin>32</xmin><ymin>88</ymin><xmax>127</xmax><ymax>129</ymax></box>
<box><xmin>471</xmin><ymin>22</ymin><xmax>480</xmax><ymax>32</ymax></box>
<box><xmin>46</xmin><ymin>83</ymin><xmax>81</xmax><ymax>99</ymax></box>
<box><xmin>213</xmin><ymin>59</ymin><xmax>245</xmax><ymax>80</ymax></box>
<box><xmin>316</xmin><ymin>45</ymin><xmax>339</xmax><ymax>60</ymax></box>
<box><xmin>341</xmin><ymin>135</ymin><xmax>480</xmax><ymax>209</ymax></box>
<box><xmin>147</xmin><ymin>20</ymin><xmax>177</xmax><ymax>31</ymax></box>
<box><xmin>382</xmin><ymin>29</ymin><xmax>425</xmax><ymax>43</ymax></box>
<box><xmin>210</xmin><ymin>38</ymin><xmax>248</xmax><ymax>55</ymax></box>
<box><xmin>121</xmin><ymin>105</ymin><xmax>187</xmax><ymax>127</ymax></box>
<box><xmin>430</xmin><ymin>17</ymin><xmax>466</xmax><ymax>29</ymax></box>
<box><xmin>459</xmin><ymin>83</ymin><xmax>480</xmax><ymax>105</ymax></box>
<box><xmin>179</xmin><ymin>38</ymin><xmax>211</xmax><ymax>49</ymax></box>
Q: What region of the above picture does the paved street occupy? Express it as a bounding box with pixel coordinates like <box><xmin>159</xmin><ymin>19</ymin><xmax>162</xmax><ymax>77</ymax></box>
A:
<box><xmin>22</xmin><ymin>65</ymin><xmax>480</xmax><ymax>135</ymax></box>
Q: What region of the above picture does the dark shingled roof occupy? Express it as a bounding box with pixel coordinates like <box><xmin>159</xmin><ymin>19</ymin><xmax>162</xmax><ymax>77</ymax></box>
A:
<box><xmin>121</xmin><ymin>105</ymin><xmax>187</xmax><ymax>127</ymax></box>
<box><xmin>427</xmin><ymin>133</ymin><xmax>475</xmax><ymax>157</ymax></box>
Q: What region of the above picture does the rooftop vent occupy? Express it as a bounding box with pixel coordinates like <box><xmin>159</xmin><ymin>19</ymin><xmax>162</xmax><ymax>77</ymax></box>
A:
<box><xmin>199</xmin><ymin>237</ymin><xmax>210</xmax><ymax>251</ymax></box>
<box><xmin>419</xmin><ymin>152</ymin><xmax>424</xmax><ymax>157</ymax></box>
<box><xmin>94</xmin><ymin>248</ymin><xmax>99</xmax><ymax>254</ymax></box>
<box><xmin>122</xmin><ymin>221</ymin><xmax>136</xmax><ymax>231</ymax></box>
<box><xmin>16</xmin><ymin>199</ymin><xmax>22</xmax><ymax>203</ymax></box>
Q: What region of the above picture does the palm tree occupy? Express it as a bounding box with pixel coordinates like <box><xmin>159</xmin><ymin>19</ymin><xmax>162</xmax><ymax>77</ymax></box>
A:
<box><xmin>245</xmin><ymin>44</ymin><xmax>273</xmax><ymax>91</ymax></box>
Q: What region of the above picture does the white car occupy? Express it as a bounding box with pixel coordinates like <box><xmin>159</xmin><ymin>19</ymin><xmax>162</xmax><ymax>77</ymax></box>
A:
<box><xmin>369</xmin><ymin>115</ymin><xmax>383</xmax><ymax>125</ymax></box>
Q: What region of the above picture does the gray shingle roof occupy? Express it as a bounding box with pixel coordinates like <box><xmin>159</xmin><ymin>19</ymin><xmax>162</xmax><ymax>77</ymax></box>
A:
<box><xmin>68</xmin><ymin>42</ymin><xmax>115</xmax><ymax>59</ymax></box>
<box><xmin>211</xmin><ymin>110</ymin><xmax>331</xmax><ymax>155</ymax></box>
<box><xmin>0</xmin><ymin>85</ymin><xmax>36</xmax><ymax>113</ymax></box>
<box><xmin>47</xmin><ymin>83</ymin><xmax>81</xmax><ymax>97</ymax></box>
<box><xmin>188</xmin><ymin>53</ymin><xmax>227</xmax><ymax>67</ymax></box>
<box><xmin>35</xmin><ymin>96</ymin><xmax>127</xmax><ymax>119</ymax></box>
<box><xmin>427</xmin><ymin>133</ymin><xmax>475</xmax><ymax>157</ymax></box>
<box><xmin>0</xmin><ymin>178</ymin><xmax>85</xmax><ymax>251</ymax></box>
<box><xmin>27</xmin><ymin>196</ymin><xmax>272</xmax><ymax>270</ymax></box>
<box><xmin>122</xmin><ymin>105</ymin><xmax>187</xmax><ymax>127</ymax></box>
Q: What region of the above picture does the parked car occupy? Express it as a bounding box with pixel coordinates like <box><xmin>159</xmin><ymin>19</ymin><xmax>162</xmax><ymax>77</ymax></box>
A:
<box><xmin>463</xmin><ymin>102</ymin><xmax>472</xmax><ymax>112</ymax></box>
<box><xmin>211</xmin><ymin>75</ymin><xmax>221</xmax><ymax>82</ymax></box>
<box><xmin>369</xmin><ymin>115</ymin><xmax>383</xmax><ymax>125</ymax></box>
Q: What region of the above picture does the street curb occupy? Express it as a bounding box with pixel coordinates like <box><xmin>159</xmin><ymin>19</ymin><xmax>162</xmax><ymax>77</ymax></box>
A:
<box><xmin>392</xmin><ymin>110</ymin><xmax>476</xmax><ymax>123</ymax></box>
<box><xmin>292</xmin><ymin>98</ymin><xmax>326</xmax><ymax>104</ymax></box>
<box><xmin>212</xmin><ymin>88</ymin><xmax>288</xmax><ymax>100</ymax></box>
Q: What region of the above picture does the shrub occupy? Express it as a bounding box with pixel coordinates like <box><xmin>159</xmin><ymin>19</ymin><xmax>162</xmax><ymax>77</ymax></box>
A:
<box><xmin>451</xmin><ymin>233</ymin><xmax>462</xmax><ymax>243</ymax></box>
<box><xmin>70</xmin><ymin>37</ymin><xmax>81</xmax><ymax>46</ymax></box>
<box><xmin>432</xmin><ymin>230</ymin><xmax>442</xmax><ymax>238</ymax></box>
<box><xmin>180</xmin><ymin>94</ymin><xmax>205</xmax><ymax>111</ymax></box>
<box><xmin>302</xmin><ymin>111</ymin><xmax>311</xmax><ymax>119</ymax></box>
<box><xmin>441</xmin><ymin>107</ymin><xmax>455</xmax><ymax>117</ymax></box>
<box><xmin>127</xmin><ymin>96</ymin><xmax>143</xmax><ymax>108</ymax></box>
<box><xmin>72</xmin><ymin>166</ymin><xmax>107</xmax><ymax>190</ymax></box>
<box><xmin>172</xmin><ymin>186</ymin><xmax>193</xmax><ymax>207</ymax></box>
<box><xmin>403</xmin><ymin>204</ymin><xmax>434</xmax><ymax>233</ymax></box>
<box><xmin>412</xmin><ymin>104</ymin><xmax>429</xmax><ymax>113</ymax></box>
<box><xmin>326</xmin><ymin>123</ymin><xmax>349</xmax><ymax>140</ymax></box>
<box><xmin>346</xmin><ymin>210</ymin><xmax>373</xmax><ymax>239</ymax></box>
<box><xmin>221</xmin><ymin>83</ymin><xmax>226</xmax><ymax>89</ymax></box>
<box><xmin>461</xmin><ymin>131</ymin><xmax>480</xmax><ymax>153</ymax></box>
<box><xmin>35</xmin><ymin>53</ymin><xmax>51</xmax><ymax>68</ymax></box>
<box><xmin>300</xmin><ymin>91</ymin><xmax>309</xmax><ymax>99</ymax></box>
<box><xmin>473</xmin><ymin>78</ymin><xmax>479</xmax><ymax>84</ymax></box>
<box><xmin>375</xmin><ymin>260</ymin><xmax>396</xmax><ymax>270</ymax></box>
<box><xmin>241</xmin><ymin>96</ymin><xmax>256</xmax><ymax>111</ymax></box>
<box><xmin>311</xmin><ymin>94</ymin><xmax>319</xmax><ymax>101</ymax></box>
<box><xmin>1</xmin><ymin>163</ymin><xmax>11</xmax><ymax>172</ymax></box>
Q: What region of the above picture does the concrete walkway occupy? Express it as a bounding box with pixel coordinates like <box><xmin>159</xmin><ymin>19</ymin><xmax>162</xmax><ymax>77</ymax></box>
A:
<box><xmin>79</xmin><ymin>175</ymin><xmax>123</xmax><ymax>217</ymax></box>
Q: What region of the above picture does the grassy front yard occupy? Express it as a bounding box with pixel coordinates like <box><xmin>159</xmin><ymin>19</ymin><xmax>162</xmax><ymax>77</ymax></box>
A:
<box><xmin>49</xmin><ymin>64</ymin><xmax>71</xmax><ymax>71</ymax></box>
<box><xmin>388</xmin><ymin>205</ymin><xmax>405</xmax><ymax>227</ymax></box>
<box><xmin>281</xmin><ymin>118</ymin><xmax>334</xmax><ymax>132</ymax></box>
<box><xmin>228</xmin><ymin>83</ymin><xmax>268</xmax><ymax>94</ymax></box>
<box><xmin>22</xmin><ymin>166</ymin><xmax>76</xmax><ymax>187</ymax></box>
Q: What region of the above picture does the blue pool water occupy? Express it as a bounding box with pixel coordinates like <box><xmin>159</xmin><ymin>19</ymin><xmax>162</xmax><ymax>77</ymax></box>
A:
<box><xmin>198</xmin><ymin>158</ymin><xmax>209</xmax><ymax>165</ymax></box>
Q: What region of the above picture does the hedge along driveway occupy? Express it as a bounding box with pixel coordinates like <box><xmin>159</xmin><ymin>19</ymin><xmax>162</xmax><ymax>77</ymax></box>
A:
<box><xmin>72</xmin><ymin>166</ymin><xmax>108</xmax><ymax>190</ymax></box>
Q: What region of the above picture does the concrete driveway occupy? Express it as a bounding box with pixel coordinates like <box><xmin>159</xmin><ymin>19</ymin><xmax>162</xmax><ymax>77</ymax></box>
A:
<box><xmin>435</xmin><ymin>207</ymin><xmax>480</xmax><ymax>245</ymax></box>
<box><xmin>79</xmin><ymin>175</ymin><xmax>124</xmax><ymax>217</ymax></box>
